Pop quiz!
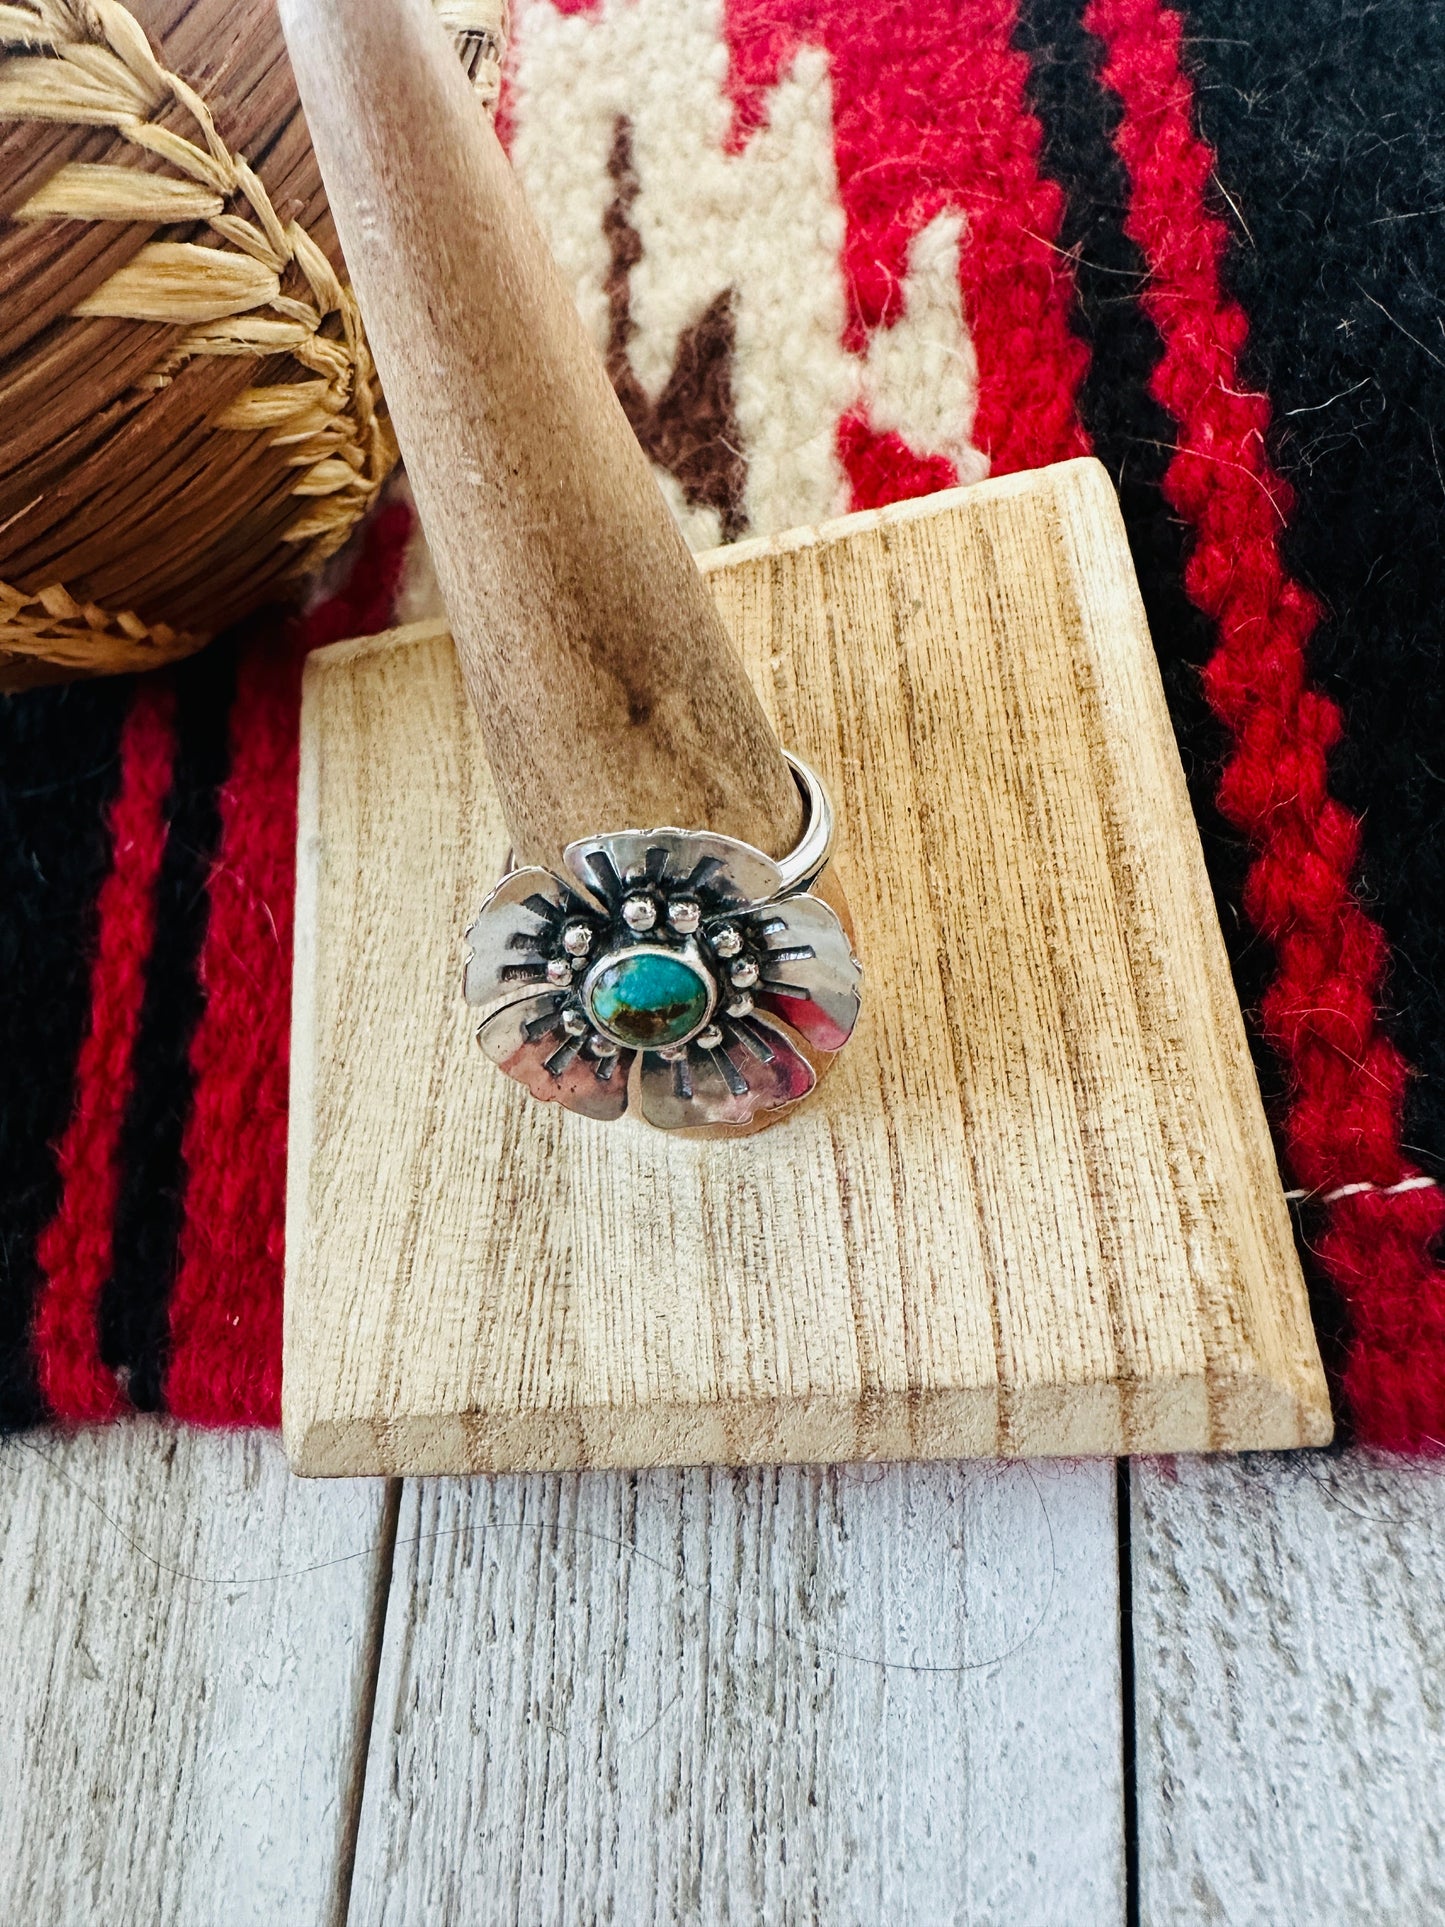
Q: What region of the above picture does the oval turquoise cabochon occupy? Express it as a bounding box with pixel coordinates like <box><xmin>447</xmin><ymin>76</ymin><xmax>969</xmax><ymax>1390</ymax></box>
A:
<box><xmin>587</xmin><ymin>950</ymin><xmax>712</xmax><ymax>1049</ymax></box>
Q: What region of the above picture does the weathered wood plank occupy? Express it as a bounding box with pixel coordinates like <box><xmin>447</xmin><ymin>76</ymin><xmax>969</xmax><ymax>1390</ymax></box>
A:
<box><xmin>350</xmin><ymin>1459</ymin><xmax>1123</xmax><ymax>1925</ymax></box>
<box><xmin>1132</xmin><ymin>1451</ymin><xmax>1445</xmax><ymax>1925</ymax></box>
<box><xmin>0</xmin><ymin>1424</ymin><xmax>395</xmax><ymax>1927</ymax></box>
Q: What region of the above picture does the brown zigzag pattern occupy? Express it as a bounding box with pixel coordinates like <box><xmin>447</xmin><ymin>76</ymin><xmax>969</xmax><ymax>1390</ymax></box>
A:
<box><xmin>603</xmin><ymin>119</ymin><xmax>749</xmax><ymax>542</ymax></box>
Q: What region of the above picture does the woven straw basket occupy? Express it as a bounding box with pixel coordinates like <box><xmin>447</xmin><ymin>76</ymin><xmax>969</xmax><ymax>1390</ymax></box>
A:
<box><xmin>0</xmin><ymin>0</ymin><xmax>505</xmax><ymax>689</ymax></box>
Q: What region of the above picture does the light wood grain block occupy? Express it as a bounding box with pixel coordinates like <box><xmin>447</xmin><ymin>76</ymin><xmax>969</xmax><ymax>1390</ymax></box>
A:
<box><xmin>284</xmin><ymin>457</ymin><xmax>1331</xmax><ymax>1474</ymax></box>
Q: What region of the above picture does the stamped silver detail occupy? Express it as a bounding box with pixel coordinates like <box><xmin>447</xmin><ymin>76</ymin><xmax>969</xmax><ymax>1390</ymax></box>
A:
<box><xmin>463</xmin><ymin>752</ymin><xmax>860</xmax><ymax>1130</ymax></box>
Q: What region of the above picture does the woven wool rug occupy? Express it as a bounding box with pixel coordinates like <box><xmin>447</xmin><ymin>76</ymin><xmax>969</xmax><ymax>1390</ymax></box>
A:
<box><xmin>3</xmin><ymin>0</ymin><xmax>1442</xmax><ymax>1448</ymax></box>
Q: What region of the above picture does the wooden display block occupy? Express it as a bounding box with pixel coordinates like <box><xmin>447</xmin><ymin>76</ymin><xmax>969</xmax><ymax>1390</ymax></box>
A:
<box><xmin>284</xmin><ymin>459</ymin><xmax>1331</xmax><ymax>1475</ymax></box>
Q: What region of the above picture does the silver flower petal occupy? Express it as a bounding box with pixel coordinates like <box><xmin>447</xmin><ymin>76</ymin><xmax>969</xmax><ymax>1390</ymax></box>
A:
<box><xmin>749</xmin><ymin>892</ymin><xmax>862</xmax><ymax>1053</ymax></box>
<box><xmin>563</xmin><ymin>828</ymin><xmax>784</xmax><ymax>917</ymax></box>
<box><xmin>637</xmin><ymin>1010</ymin><xmax>815</xmax><ymax>1131</ymax></box>
<box><xmin>464</xmin><ymin>868</ymin><xmax>572</xmax><ymax>1019</ymax></box>
<box><xmin>476</xmin><ymin>991</ymin><xmax>632</xmax><ymax>1122</ymax></box>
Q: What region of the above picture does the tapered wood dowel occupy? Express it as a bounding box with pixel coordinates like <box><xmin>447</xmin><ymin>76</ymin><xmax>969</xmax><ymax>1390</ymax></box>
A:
<box><xmin>278</xmin><ymin>0</ymin><xmax>803</xmax><ymax>873</ymax></box>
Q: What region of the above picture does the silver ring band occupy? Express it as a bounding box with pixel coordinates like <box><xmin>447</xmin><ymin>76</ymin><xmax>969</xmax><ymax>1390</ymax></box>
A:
<box><xmin>777</xmin><ymin>750</ymin><xmax>834</xmax><ymax>897</ymax></box>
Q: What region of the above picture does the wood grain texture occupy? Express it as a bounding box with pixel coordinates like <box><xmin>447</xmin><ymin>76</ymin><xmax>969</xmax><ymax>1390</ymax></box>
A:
<box><xmin>1132</xmin><ymin>1452</ymin><xmax>1445</xmax><ymax>1926</ymax></box>
<box><xmin>277</xmin><ymin>0</ymin><xmax>801</xmax><ymax>873</ymax></box>
<box><xmin>0</xmin><ymin>1424</ymin><xmax>394</xmax><ymax>1927</ymax></box>
<box><xmin>349</xmin><ymin>1459</ymin><xmax>1123</xmax><ymax>1926</ymax></box>
<box><xmin>285</xmin><ymin>460</ymin><xmax>1330</xmax><ymax>1474</ymax></box>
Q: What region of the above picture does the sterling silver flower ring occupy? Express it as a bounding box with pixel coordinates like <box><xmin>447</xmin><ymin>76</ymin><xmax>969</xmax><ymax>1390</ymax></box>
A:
<box><xmin>463</xmin><ymin>753</ymin><xmax>861</xmax><ymax>1130</ymax></box>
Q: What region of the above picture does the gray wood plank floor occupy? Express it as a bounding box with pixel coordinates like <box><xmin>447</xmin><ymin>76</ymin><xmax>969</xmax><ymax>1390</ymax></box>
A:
<box><xmin>7</xmin><ymin>1429</ymin><xmax>1445</xmax><ymax>1924</ymax></box>
<box><xmin>349</xmin><ymin>1461</ymin><xmax>1122</xmax><ymax>1926</ymax></box>
<box><xmin>0</xmin><ymin>1426</ymin><xmax>395</xmax><ymax>1927</ymax></box>
<box><xmin>1132</xmin><ymin>1451</ymin><xmax>1445</xmax><ymax>1927</ymax></box>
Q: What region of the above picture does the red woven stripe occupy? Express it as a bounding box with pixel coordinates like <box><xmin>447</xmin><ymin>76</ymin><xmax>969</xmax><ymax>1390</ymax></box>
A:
<box><xmin>164</xmin><ymin>506</ymin><xmax>414</xmax><ymax>1425</ymax></box>
<box><xmin>724</xmin><ymin>0</ymin><xmax>1089</xmax><ymax>489</ymax></box>
<box><xmin>32</xmin><ymin>685</ymin><xmax>177</xmax><ymax>1422</ymax></box>
<box><xmin>1087</xmin><ymin>0</ymin><xmax>1445</xmax><ymax>1449</ymax></box>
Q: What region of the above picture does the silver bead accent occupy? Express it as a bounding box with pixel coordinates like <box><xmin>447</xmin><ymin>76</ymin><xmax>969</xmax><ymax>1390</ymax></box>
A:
<box><xmin>712</xmin><ymin>924</ymin><xmax>742</xmax><ymax>958</ymax></box>
<box><xmin>590</xmin><ymin>1035</ymin><xmax>619</xmax><ymax>1059</ymax></box>
<box><xmin>545</xmin><ymin>956</ymin><xmax>573</xmax><ymax>985</ymax></box>
<box><xmin>696</xmin><ymin>1023</ymin><xmax>724</xmax><ymax>1050</ymax></box>
<box><xmin>726</xmin><ymin>992</ymin><xmax>754</xmax><ymax>1018</ymax></box>
<box><xmin>561</xmin><ymin>1006</ymin><xmax>589</xmax><ymax>1036</ymax></box>
<box><xmin>666</xmin><ymin>897</ymin><xmax>701</xmax><ymax>934</ymax></box>
<box><xmin>729</xmin><ymin>957</ymin><xmax>759</xmax><ymax>989</ymax></box>
<box><xmin>622</xmin><ymin>894</ymin><xmax>658</xmax><ymax>932</ymax></box>
<box><xmin>561</xmin><ymin>920</ymin><xmax>594</xmax><ymax>956</ymax></box>
<box><xmin>658</xmin><ymin>1041</ymin><xmax>689</xmax><ymax>1062</ymax></box>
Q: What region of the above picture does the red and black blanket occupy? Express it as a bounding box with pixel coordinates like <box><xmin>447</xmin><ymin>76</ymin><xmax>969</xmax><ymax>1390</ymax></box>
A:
<box><xmin>4</xmin><ymin>0</ymin><xmax>1442</xmax><ymax>1447</ymax></box>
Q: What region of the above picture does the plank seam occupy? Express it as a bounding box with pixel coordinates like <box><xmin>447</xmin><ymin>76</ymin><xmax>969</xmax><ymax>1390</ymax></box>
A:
<box><xmin>333</xmin><ymin>1476</ymin><xmax>402</xmax><ymax>1927</ymax></box>
<box><xmin>1118</xmin><ymin>1456</ymin><xmax>1140</xmax><ymax>1927</ymax></box>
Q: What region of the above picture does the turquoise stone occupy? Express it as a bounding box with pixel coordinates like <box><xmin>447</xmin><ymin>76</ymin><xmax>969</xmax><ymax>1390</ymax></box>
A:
<box><xmin>587</xmin><ymin>950</ymin><xmax>711</xmax><ymax>1049</ymax></box>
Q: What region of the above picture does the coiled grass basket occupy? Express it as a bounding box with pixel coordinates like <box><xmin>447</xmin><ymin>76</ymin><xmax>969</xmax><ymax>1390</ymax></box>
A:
<box><xmin>0</xmin><ymin>0</ymin><xmax>503</xmax><ymax>688</ymax></box>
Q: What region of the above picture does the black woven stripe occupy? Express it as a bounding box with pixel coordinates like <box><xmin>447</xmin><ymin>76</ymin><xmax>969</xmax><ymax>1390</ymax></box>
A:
<box><xmin>0</xmin><ymin>678</ymin><xmax>131</xmax><ymax>1430</ymax></box>
<box><xmin>1182</xmin><ymin>0</ymin><xmax>1445</xmax><ymax>1172</ymax></box>
<box><xmin>1015</xmin><ymin>0</ymin><xmax>1353</xmax><ymax>1387</ymax></box>
<box><xmin>99</xmin><ymin>639</ymin><xmax>236</xmax><ymax>1413</ymax></box>
<box><xmin>1016</xmin><ymin>0</ymin><xmax>1278</xmax><ymax>1096</ymax></box>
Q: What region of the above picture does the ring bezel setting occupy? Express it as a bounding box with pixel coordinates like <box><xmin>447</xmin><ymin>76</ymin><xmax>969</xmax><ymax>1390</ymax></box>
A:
<box><xmin>580</xmin><ymin>939</ymin><xmax>719</xmax><ymax>1053</ymax></box>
